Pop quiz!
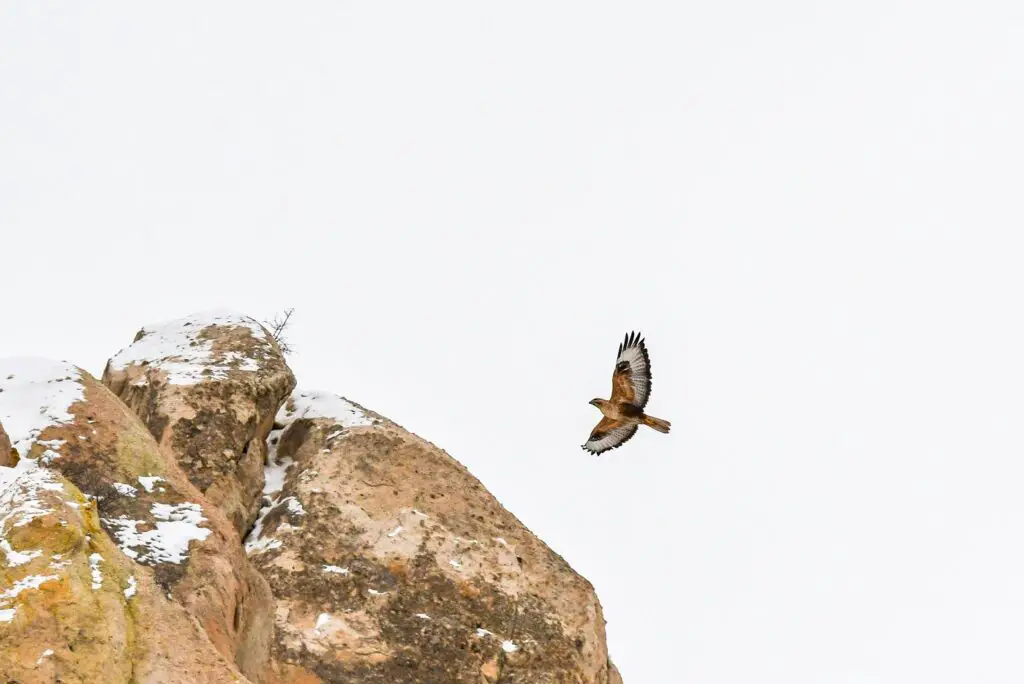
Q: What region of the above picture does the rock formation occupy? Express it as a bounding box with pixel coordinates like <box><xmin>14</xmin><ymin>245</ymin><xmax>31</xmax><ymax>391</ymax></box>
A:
<box><xmin>0</xmin><ymin>357</ymin><xmax>274</xmax><ymax>680</ymax></box>
<box><xmin>0</xmin><ymin>461</ymin><xmax>252</xmax><ymax>683</ymax></box>
<box><xmin>248</xmin><ymin>390</ymin><xmax>618</xmax><ymax>683</ymax></box>
<box><xmin>0</xmin><ymin>420</ymin><xmax>12</xmax><ymax>467</ymax></box>
<box><xmin>102</xmin><ymin>311</ymin><xmax>295</xmax><ymax>536</ymax></box>
<box><xmin>0</xmin><ymin>358</ymin><xmax>253</xmax><ymax>683</ymax></box>
<box><xmin>0</xmin><ymin>311</ymin><xmax>620</xmax><ymax>683</ymax></box>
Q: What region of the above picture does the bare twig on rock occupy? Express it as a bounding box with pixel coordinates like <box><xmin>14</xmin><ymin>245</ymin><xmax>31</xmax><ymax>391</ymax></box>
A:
<box><xmin>265</xmin><ymin>308</ymin><xmax>295</xmax><ymax>355</ymax></box>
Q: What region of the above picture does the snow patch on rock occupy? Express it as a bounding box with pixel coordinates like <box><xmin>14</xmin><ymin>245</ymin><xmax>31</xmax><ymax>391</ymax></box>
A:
<box><xmin>0</xmin><ymin>462</ymin><xmax>65</xmax><ymax>530</ymax></box>
<box><xmin>0</xmin><ymin>358</ymin><xmax>84</xmax><ymax>458</ymax></box>
<box><xmin>262</xmin><ymin>425</ymin><xmax>292</xmax><ymax>496</ymax></box>
<box><xmin>137</xmin><ymin>476</ymin><xmax>164</xmax><ymax>493</ymax></box>
<box><xmin>112</xmin><ymin>482</ymin><xmax>138</xmax><ymax>498</ymax></box>
<box><xmin>314</xmin><ymin>613</ymin><xmax>331</xmax><ymax>633</ymax></box>
<box><xmin>244</xmin><ymin>495</ymin><xmax>304</xmax><ymax>555</ymax></box>
<box><xmin>278</xmin><ymin>389</ymin><xmax>373</xmax><ymax>430</ymax></box>
<box><xmin>0</xmin><ymin>573</ymin><xmax>58</xmax><ymax>601</ymax></box>
<box><xmin>107</xmin><ymin>311</ymin><xmax>270</xmax><ymax>385</ymax></box>
<box><xmin>103</xmin><ymin>502</ymin><xmax>211</xmax><ymax>565</ymax></box>
<box><xmin>88</xmin><ymin>553</ymin><xmax>103</xmax><ymax>590</ymax></box>
<box><xmin>1</xmin><ymin>539</ymin><xmax>41</xmax><ymax>567</ymax></box>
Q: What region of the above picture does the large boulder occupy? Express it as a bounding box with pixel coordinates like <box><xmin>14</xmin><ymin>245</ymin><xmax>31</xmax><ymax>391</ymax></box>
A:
<box><xmin>0</xmin><ymin>358</ymin><xmax>272</xmax><ymax>682</ymax></box>
<box><xmin>102</xmin><ymin>311</ymin><xmax>296</xmax><ymax>535</ymax></box>
<box><xmin>247</xmin><ymin>389</ymin><xmax>619</xmax><ymax>683</ymax></box>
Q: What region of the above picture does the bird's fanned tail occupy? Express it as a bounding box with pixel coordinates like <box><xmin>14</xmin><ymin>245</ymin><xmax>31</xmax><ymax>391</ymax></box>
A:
<box><xmin>642</xmin><ymin>414</ymin><xmax>671</xmax><ymax>433</ymax></box>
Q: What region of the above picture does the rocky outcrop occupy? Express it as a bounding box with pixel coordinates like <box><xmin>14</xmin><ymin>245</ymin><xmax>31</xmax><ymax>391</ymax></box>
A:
<box><xmin>247</xmin><ymin>389</ymin><xmax>618</xmax><ymax>683</ymax></box>
<box><xmin>0</xmin><ymin>460</ymin><xmax>249</xmax><ymax>683</ymax></box>
<box><xmin>0</xmin><ymin>420</ymin><xmax>11</xmax><ymax>467</ymax></box>
<box><xmin>2</xmin><ymin>310</ymin><xmax>619</xmax><ymax>683</ymax></box>
<box><xmin>102</xmin><ymin>311</ymin><xmax>296</xmax><ymax>535</ymax></box>
<box><xmin>0</xmin><ymin>358</ymin><xmax>272</xmax><ymax>682</ymax></box>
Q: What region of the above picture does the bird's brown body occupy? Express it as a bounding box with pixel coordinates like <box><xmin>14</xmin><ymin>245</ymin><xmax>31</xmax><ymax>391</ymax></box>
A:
<box><xmin>591</xmin><ymin>397</ymin><xmax>631</xmax><ymax>422</ymax></box>
<box><xmin>582</xmin><ymin>332</ymin><xmax>671</xmax><ymax>455</ymax></box>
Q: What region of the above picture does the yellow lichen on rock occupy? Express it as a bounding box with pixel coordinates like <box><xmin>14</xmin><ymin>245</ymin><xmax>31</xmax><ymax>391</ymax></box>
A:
<box><xmin>2</xmin><ymin>312</ymin><xmax>622</xmax><ymax>683</ymax></box>
<box><xmin>0</xmin><ymin>465</ymin><xmax>249</xmax><ymax>683</ymax></box>
<box><xmin>1</xmin><ymin>358</ymin><xmax>267</xmax><ymax>683</ymax></box>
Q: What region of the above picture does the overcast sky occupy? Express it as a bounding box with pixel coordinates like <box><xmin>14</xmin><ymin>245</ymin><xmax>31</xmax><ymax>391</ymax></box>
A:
<box><xmin>4</xmin><ymin>2</ymin><xmax>1024</xmax><ymax>682</ymax></box>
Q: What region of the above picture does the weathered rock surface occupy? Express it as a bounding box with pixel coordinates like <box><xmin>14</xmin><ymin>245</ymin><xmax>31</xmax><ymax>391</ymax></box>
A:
<box><xmin>0</xmin><ymin>358</ymin><xmax>272</xmax><ymax>682</ymax></box>
<box><xmin>3</xmin><ymin>310</ymin><xmax>620</xmax><ymax>683</ymax></box>
<box><xmin>102</xmin><ymin>311</ymin><xmax>296</xmax><ymax>536</ymax></box>
<box><xmin>0</xmin><ymin>465</ymin><xmax>252</xmax><ymax>683</ymax></box>
<box><xmin>247</xmin><ymin>389</ymin><xmax>619</xmax><ymax>683</ymax></box>
<box><xmin>0</xmin><ymin>420</ymin><xmax>12</xmax><ymax>467</ymax></box>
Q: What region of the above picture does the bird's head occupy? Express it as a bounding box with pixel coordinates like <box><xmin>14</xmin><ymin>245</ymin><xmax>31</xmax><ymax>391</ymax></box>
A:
<box><xmin>589</xmin><ymin>398</ymin><xmax>607</xmax><ymax>409</ymax></box>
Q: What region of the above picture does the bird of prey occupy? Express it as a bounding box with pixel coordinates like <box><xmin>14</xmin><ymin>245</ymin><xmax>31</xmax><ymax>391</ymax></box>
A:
<box><xmin>582</xmin><ymin>331</ymin><xmax>671</xmax><ymax>455</ymax></box>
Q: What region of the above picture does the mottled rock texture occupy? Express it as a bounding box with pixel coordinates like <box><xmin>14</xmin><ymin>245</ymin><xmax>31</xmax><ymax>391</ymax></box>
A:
<box><xmin>0</xmin><ymin>360</ymin><xmax>271</xmax><ymax>682</ymax></box>
<box><xmin>2</xmin><ymin>310</ymin><xmax>619</xmax><ymax>683</ymax></box>
<box><xmin>102</xmin><ymin>311</ymin><xmax>296</xmax><ymax>536</ymax></box>
<box><xmin>0</xmin><ymin>466</ymin><xmax>250</xmax><ymax>684</ymax></box>
<box><xmin>248</xmin><ymin>389</ymin><xmax>619</xmax><ymax>684</ymax></box>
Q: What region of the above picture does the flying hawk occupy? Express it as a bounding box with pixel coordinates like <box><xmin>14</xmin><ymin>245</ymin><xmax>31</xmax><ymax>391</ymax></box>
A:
<box><xmin>582</xmin><ymin>331</ymin><xmax>671</xmax><ymax>455</ymax></box>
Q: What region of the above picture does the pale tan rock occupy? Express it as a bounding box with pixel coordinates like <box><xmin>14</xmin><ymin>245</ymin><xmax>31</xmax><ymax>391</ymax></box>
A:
<box><xmin>248</xmin><ymin>389</ymin><xmax>620</xmax><ymax>683</ymax></box>
<box><xmin>102</xmin><ymin>311</ymin><xmax>295</xmax><ymax>535</ymax></box>
<box><xmin>0</xmin><ymin>359</ymin><xmax>272</xmax><ymax>682</ymax></box>
<box><xmin>0</xmin><ymin>420</ymin><xmax>12</xmax><ymax>467</ymax></box>
<box><xmin>3</xmin><ymin>316</ymin><xmax>622</xmax><ymax>683</ymax></box>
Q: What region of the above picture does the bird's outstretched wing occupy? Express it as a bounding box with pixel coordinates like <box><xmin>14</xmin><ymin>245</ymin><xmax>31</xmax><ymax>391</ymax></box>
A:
<box><xmin>610</xmin><ymin>331</ymin><xmax>652</xmax><ymax>408</ymax></box>
<box><xmin>582</xmin><ymin>416</ymin><xmax>639</xmax><ymax>455</ymax></box>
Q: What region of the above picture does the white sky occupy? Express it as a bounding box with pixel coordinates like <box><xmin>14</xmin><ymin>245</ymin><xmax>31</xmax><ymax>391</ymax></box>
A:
<box><xmin>3</xmin><ymin>2</ymin><xmax>1024</xmax><ymax>682</ymax></box>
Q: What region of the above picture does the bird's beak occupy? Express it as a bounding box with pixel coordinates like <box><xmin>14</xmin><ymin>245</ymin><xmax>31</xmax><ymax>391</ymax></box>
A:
<box><xmin>588</xmin><ymin>399</ymin><xmax>597</xmax><ymax>407</ymax></box>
